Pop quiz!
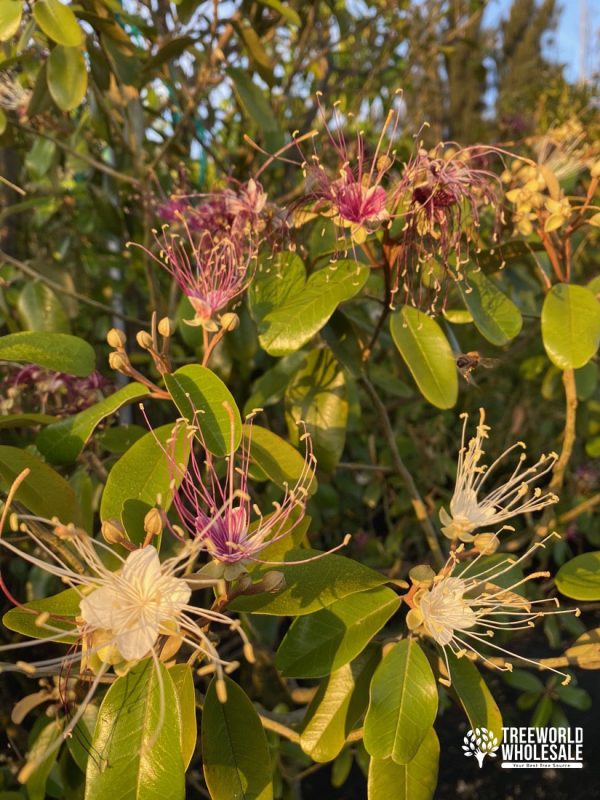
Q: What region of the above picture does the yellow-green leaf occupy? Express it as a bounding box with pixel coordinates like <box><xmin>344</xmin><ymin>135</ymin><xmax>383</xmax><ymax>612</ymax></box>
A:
<box><xmin>0</xmin><ymin>0</ymin><xmax>22</xmax><ymax>41</ymax></box>
<box><xmin>368</xmin><ymin>728</ymin><xmax>439</xmax><ymax>800</ymax></box>
<box><xmin>541</xmin><ymin>283</ymin><xmax>600</xmax><ymax>370</ymax></box>
<box><xmin>47</xmin><ymin>46</ymin><xmax>88</xmax><ymax>111</ymax></box>
<box><xmin>33</xmin><ymin>0</ymin><xmax>83</xmax><ymax>46</ymax></box>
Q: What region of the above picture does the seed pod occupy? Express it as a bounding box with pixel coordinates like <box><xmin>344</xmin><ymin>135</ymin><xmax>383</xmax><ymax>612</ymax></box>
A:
<box><xmin>136</xmin><ymin>330</ymin><xmax>153</xmax><ymax>350</ymax></box>
<box><xmin>107</xmin><ymin>328</ymin><xmax>126</xmax><ymax>348</ymax></box>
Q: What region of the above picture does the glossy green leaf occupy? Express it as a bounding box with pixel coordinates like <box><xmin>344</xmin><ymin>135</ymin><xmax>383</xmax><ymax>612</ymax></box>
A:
<box><xmin>67</xmin><ymin>704</ymin><xmax>98</xmax><ymax>773</ymax></box>
<box><xmin>100</xmin><ymin>422</ymin><xmax>190</xmax><ymax>522</ymax></box>
<box><xmin>3</xmin><ymin>588</ymin><xmax>80</xmax><ymax>642</ymax></box>
<box><xmin>0</xmin><ymin>413</ymin><xmax>56</xmax><ymax>429</ymax></box>
<box><xmin>164</xmin><ymin>364</ymin><xmax>241</xmax><ymax>456</ymax></box>
<box><xmin>460</xmin><ymin>271</ymin><xmax>522</xmax><ymax>345</ymax></box>
<box><xmin>364</xmin><ymin>639</ymin><xmax>438</xmax><ymax>764</ymax></box>
<box><xmin>390</xmin><ymin>306</ymin><xmax>458</xmax><ymax>409</ymax></box>
<box><xmin>24</xmin><ymin>719</ymin><xmax>64</xmax><ymax>800</ymax></box>
<box><xmin>47</xmin><ymin>46</ymin><xmax>88</xmax><ymax>111</ymax></box>
<box><xmin>276</xmin><ymin>587</ymin><xmax>399</xmax><ymax>678</ymax></box>
<box><xmin>170</xmin><ymin>664</ymin><xmax>197</xmax><ymax>769</ymax></box>
<box><xmin>285</xmin><ymin>348</ymin><xmax>348</xmax><ymax>472</ymax></box>
<box><xmin>555</xmin><ymin>552</ymin><xmax>600</xmax><ymax>600</ymax></box>
<box><xmin>0</xmin><ymin>332</ymin><xmax>95</xmax><ymax>376</ymax></box>
<box><xmin>249</xmin><ymin>253</ymin><xmax>368</xmax><ymax>356</ymax></box>
<box><xmin>244</xmin><ymin>351</ymin><xmax>307</xmax><ymax>414</ymax></box>
<box><xmin>36</xmin><ymin>382</ymin><xmax>149</xmax><ymax>465</ymax></box>
<box><xmin>0</xmin><ymin>445</ymin><xmax>81</xmax><ymax>524</ymax></box>
<box><xmin>0</xmin><ymin>0</ymin><xmax>22</xmax><ymax>41</ymax></box>
<box><xmin>33</xmin><ymin>0</ymin><xmax>83</xmax><ymax>46</ymax></box>
<box><xmin>541</xmin><ymin>284</ymin><xmax>600</xmax><ymax>370</ymax></box>
<box><xmin>242</xmin><ymin>423</ymin><xmax>317</xmax><ymax>494</ymax></box>
<box><xmin>368</xmin><ymin>728</ymin><xmax>440</xmax><ymax>800</ymax></box>
<box><xmin>444</xmin><ymin>653</ymin><xmax>503</xmax><ymax>741</ymax></box>
<box><xmin>17</xmin><ymin>281</ymin><xmax>70</xmax><ymax>333</ymax></box>
<box><xmin>300</xmin><ymin>647</ymin><xmax>380</xmax><ymax>763</ymax></box>
<box><xmin>226</xmin><ymin>66</ymin><xmax>279</xmax><ymax>133</ymax></box>
<box><xmin>230</xmin><ymin>549</ymin><xmax>386</xmax><ymax>616</ymax></box>
<box><xmin>86</xmin><ymin>660</ymin><xmax>184</xmax><ymax>800</ymax></box>
<box><xmin>202</xmin><ymin>676</ymin><xmax>273</xmax><ymax>800</ymax></box>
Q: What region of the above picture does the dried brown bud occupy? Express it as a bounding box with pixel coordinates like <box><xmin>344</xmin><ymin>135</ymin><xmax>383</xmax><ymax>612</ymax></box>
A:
<box><xmin>101</xmin><ymin>519</ymin><xmax>126</xmax><ymax>544</ymax></box>
<box><xmin>108</xmin><ymin>351</ymin><xmax>129</xmax><ymax>373</ymax></box>
<box><xmin>143</xmin><ymin>507</ymin><xmax>163</xmax><ymax>538</ymax></box>
<box><xmin>107</xmin><ymin>328</ymin><xmax>126</xmax><ymax>348</ymax></box>
<box><xmin>136</xmin><ymin>330</ymin><xmax>154</xmax><ymax>350</ymax></box>
<box><xmin>158</xmin><ymin>317</ymin><xmax>173</xmax><ymax>337</ymax></box>
<box><xmin>219</xmin><ymin>312</ymin><xmax>240</xmax><ymax>332</ymax></box>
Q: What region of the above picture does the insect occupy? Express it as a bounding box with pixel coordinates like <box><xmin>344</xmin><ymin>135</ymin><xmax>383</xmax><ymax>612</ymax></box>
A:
<box><xmin>455</xmin><ymin>351</ymin><xmax>499</xmax><ymax>382</ymax></box>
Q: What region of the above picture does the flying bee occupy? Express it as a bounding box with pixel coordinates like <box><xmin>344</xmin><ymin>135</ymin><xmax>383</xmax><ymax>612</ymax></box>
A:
<box><xmin>455</xmin><ymin>351</ymin><xmax>499</xmax><ymax>383</ymax></box>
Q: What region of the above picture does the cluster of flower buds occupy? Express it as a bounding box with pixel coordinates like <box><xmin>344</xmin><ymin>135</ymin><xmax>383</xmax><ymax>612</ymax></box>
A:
<box><xmin>503</xmin><ymin>161</ymin><xmax>572</xmax><ymax>235</ymax></box>
<box><xmin>107</xmin><ymin>315</ymin><xmax>173</xmax><ymax>379</ymax></box>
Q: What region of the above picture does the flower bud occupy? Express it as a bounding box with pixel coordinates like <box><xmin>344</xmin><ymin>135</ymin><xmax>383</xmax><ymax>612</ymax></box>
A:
<box><xmin>472</xmin><ymin>532</ymin><xmax>499</xmax><ymax>555</ymax></box>
<box><xmin>158</xmin><ymin>317</ymin><xmax>173</xmax><ymax>337</ymax></box>
<box><xmin>409</xmin><ymin>564</ymin><xmax>436</xmax><ymax>586</ymax></box>
<box><xmin>591</xmin><ymin>160</ymin><xmax>600</xmax><ymax>178</ymax></box>
<box><xmin>260</xmin><ymin>571</ymin><xmax>286</xmax><ymax>593</ymax></box>
<box><xmin>101</xmin><ymin>519</ymin><xmax>125</xmax><ymax>544</ymax></box>
<box><xmin>136</xmin><ymin>330</ymin><xmax>154</xmax><ymax>350</ymax></box>
<box><xmin>107</xmin><ymin>328</ymin><xmax>126</xmax><ymax>348</ymax></box>
<box><xmin>143</xmin><ymin>508</ymin><xmax>163</xmax><ymax>538</ymax></box>
<box><xmin>219</xmin><ymin>312</ymin><xmax>240</xmax><ymax>332</ymax></box>
<box><xmin>108</xmin><ymin>351</ymin><xmax>129</xmax><ymax>373</ymax></box>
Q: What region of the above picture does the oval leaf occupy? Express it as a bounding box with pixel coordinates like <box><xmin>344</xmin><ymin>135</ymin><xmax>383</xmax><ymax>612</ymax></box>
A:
<box><xmin>249</xmin><ymin>253</ymin><xmax>368</xmax><ymax>356</ymax></box>
<box><xmin>300</xmin><ymin>647</ymin><xmax>380</xmax><ymax>763</ymax></box>
<box><xmin>86</xmin><ymin>660</ymin><xmax>184</xmax><ymax>800</ymax></box>
<box><xmin>368</xmin><ymin>728</ymin><xmax>440</xmax><ymax>800</ymax></box>
<box><xmin>242</xmin><ymin>423</ymin><xmax>317</xmax><ymax>494</ymax></box>
<box><xmin>442</xmin><ymin>653</ymin><xmax>503</xmax><ymax>740</ymax></box>
<box><xmin>541</xmin><ymin>284</ymin><xmax>600</xmax><ymax>370</ymax></box>
<box><xmin>3</xmin><ymin>587</ymin><xmax>80</xmax><ymax>642</ymax></box>
<box><xmin>0</xmin><ymin>331</ymin><xmax>95</xmax><ymax>376</ymax></box>
<box><xmin>276</xmin><ymin>586</ymin><xmax>399</xmax><ymax>678</ymax></box>
<box><xmin>170</xmin><ymin>663</ymin><xmax>197</xmax><ymax>769</ymax></box>
<box><xmin>460</xmin><ymin>271</ymin><xmax>522</xmax><ymax>345</ymax></box>
<box><xmin>17</xmin><ymin>281</ymin><xmax>70</xmax><ymax>333</ymax></box>
<box><xmin>100</xmin><ymin>422</ymin><xmax>190</xmax><ymax>522</ymax></box>
<box><xmin>0</xmin><ymin>0</ymin><xmax>22</xmax><ymax>41</ymax></box>
<box><xmin>364</xmin><ymin>639</ymin><xmax>438</xmax><ymax>764</ymax></box>
<box><xmin>202</xmin><ymin>676</ymin><xmax>273</xmax><ymax>800</ymax></box>
<box><xmin>390</xmin><ymin>306</ymin><xmax>458</xmax><ymax>409</ymax></box>
<box><xmin>33</xmin><ymin>0</ymin><xmax>83</xmax><ymax>46</ymax></box>
<box><xmin>47</xmin><ymin>45</ymin><xmax>88</xmax><ymax>111</ymax></box>
<box><xmin>0</xmin><ymin>445</ymin><xmax>81</xmax><ymax>524</ymax></box>
<box><xmin>164</xmin><ymin>364</ymin><xmax>241</xmax><ymax>456</ymax></box>
<box><xmin>555</xmin><ymin>552</ymin><xmax>600</xmax><ymax>601</ymax></box>
<box><xmin>36</xmin><ymin>382</ymin><xmax>150</xmax><ymax>465</ymax></box>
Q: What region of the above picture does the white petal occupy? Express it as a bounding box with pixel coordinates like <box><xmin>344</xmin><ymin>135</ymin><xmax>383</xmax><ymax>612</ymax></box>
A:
<box><xmin>79</xmin><ymin>586</ymin><xmax>115</xmax><ymax>630</ymax></box>
<box><xmin>116</xmin><ymin>621</ymin><xmax>159</xmax><ymax>661</ymax></box>
<box><xmin>121</xmin><ymin>546</ymin><xmax>162</xmax><ymax>588</ymax></box>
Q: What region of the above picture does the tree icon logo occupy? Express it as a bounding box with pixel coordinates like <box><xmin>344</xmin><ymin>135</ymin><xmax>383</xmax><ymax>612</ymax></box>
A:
<box><xmin>462</xmin><ymin>728</ymin><xmax>500</xmax><ymax>768</ymax></box>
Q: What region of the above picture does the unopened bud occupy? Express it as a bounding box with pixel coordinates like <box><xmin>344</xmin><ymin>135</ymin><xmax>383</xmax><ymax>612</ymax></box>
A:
<box><xmin>108</xmin><ymin>351</ymin><xmax>129</xmax><ymax>373</ymax></box>
<box><xmin>136</xmin><ymin>330</ymin><xmax>154</xmax><ymax>350</ymax></box>
<box><xmin>158</xmin><ymin>317</ymin><xmax>173</xmax><ymax>337</ymax></box>
<box><xmin>409</xmin><ymin>564</ymin><xmax>436</xmax><ymax>586</ymax></box>
<box><xmin>107</xmin><ymin>328</ymin><xmax>126</xmax><ymax>348</ymax></box>
<box><xmin>101</xmin><ymin>519</ymin><xmax>125</xmax><ymax>544</ymax></box>
<box><xmin>261</xmin><ymin>571</ymin><xmax>285</xmax><ymax>593</ymax></box>
<box><xmin>219</xmin><ymin>312</ymin><xmax>240</xmax><ymax>332</ymax></box>
<box><xmin>472</xmin><ymin>533</ymin><xmax>499</xmax><ymax>555</ymax></box>
<box><xmin>591</xmin><ymin>160</ymin><xmax>600</xmax><ymax>178</ymax></box>
<box><xmin>143</xmin><ymin>508</ymin><xmax>163</xmax><ymax>538</ymax></box>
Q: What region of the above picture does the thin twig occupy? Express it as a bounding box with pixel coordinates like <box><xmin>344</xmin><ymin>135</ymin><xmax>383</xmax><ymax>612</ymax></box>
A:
<box><xmin>549</xmin><ymin>369</ymin><xmax>577</xmax><ymax>495</ymax></box>
<box><xmin>559</xmin><ymin>492</ymin><xmax>600</xmax><ymax>524</ymax></box>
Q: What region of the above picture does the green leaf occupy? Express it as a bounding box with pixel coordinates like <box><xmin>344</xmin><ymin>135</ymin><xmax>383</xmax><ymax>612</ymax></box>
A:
<box><xmin>0</xmin><ymin>445</ymin><xmax>81</xmax><ymax>524</ymax></box>
<box><xmin>86</xmin><ymin>660</ymin><xmax>185</xmax><ymax>800</ymax></box>
<box><xmin>249</xmin><ymin>253</ymin><xmax>368</xmax><ymax>356</ymax></box>
<box><xmin>244</xmin><ymin>351</ymin><xmax>307</xmax><ymax>414</ymax></box>
<box><xmin>100</xmin><ymin>422</ymin><xmax>190</xmax><ymax>522</ymax></box>
<box><xmin>230</xmin><ymin>549</ymin><xmax>386</xmax><ymax>616</ymax></box>
<box><xmin>170</xmin><ymin>664</ymin><xmax>197</xmax><ymax>769</ymax></box>
<box><xmin>285</xmin><ymin>348</ymin><xmax>348</xmax><ymax>472</ymax></box>
<box><xmin>276</xmin><ymin>587</ymin><xmax>399</xmax><ymax>678</ymax></box>
<box><xmin>256</xmin><ymin>0</ymin><xmax>300</xmax><ymax>26</ymax></box>
<box><xmin>17</xmin><ymin>281</ymin><xmax>70</xmax><ymax>333</ymax></box>
<box><xmin>202</xmin><ymin>676</ymin><xmax>273</xmax><ymax>800</ymax></box>
<box><xmin>47</xmin><ymin>46</ymin><xmax>88</xmax><ymax>111</ymax></box>
<box><xmin>300</xmin><ymin>647</ymin><xmax>380</xmax><ymax>763</ymax></box>
<box><xmin>459</xmin><ymin>271</ymin><xmax>522</xmax><ymax>345</ymax></box>
<box><xmin>0</xmin><ymin>413</ymin><xmax>56</xmax><ymax>429</ymax></box>
<box><xmin>368</xmin><ymin>728</ymin><xmax>440</xmax><ymax>800</ymax></box>
<box><xmin>541</xmin><ymin>284</ymin><xmax>600</xmax><ymax>370</ymax></box>
<box><xmin>226</xmin><ymin>66</ymin><xmax>279</xmax><ymax>133</ymax></box>
<box><xmin>3</xmin><ymin>588</ymin><xmax>80</xmax><ymax>642</ymax></box>
<box><xmin>36</xmin><ymin>382</ymin><xmax>150</xmax><ymax>465</ymax></box>
<box><xmin>555</xmin><ymin>552</ymin><xmax>600</xmax><ymax>600</ymax></box>
<box><xmin>164</xmin><ymin>364</ymin><xmax>241</xmax><ymax>456</ymax></box>
<box><xmin>24</xmin><ymin>719</ymin><xmax>64</xmax><ymax>800</ymax></box>
<box><xmin>444</xmin><ymin>653</ymin><xmax>503</xmax><ymax>740</ymax></box>
<box><xmin>0</xmin><ymin>0</ymin><xmax>22</xmax><ymax>42</ymax></box>
<box><xmin>242</xmin><ymin>423</ymin><xmax>317</xmax><ymax>494</ymax></box>
<box><xmin>33</xmin><ymin>0</ymin><xmax>83</xmax><ymax>46</ymax></box>
<box><xmin>390</xmin><ymin>307</ymin><xmax>458</xmax><ymax>409</ymax></box>
<box><xmin>0</xmin><ymin>332</ymin><xmax>95</xmax><ymax>376</ymax></box>
<box><xmin>67</xmin><ymin>704</ymin><xmax>98</xmax><ymax>772</ymax></box>
<box><xmin>364</xmin><ymin>639</ymin><xmax>438</xmax><ymax>764</ymax></box>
